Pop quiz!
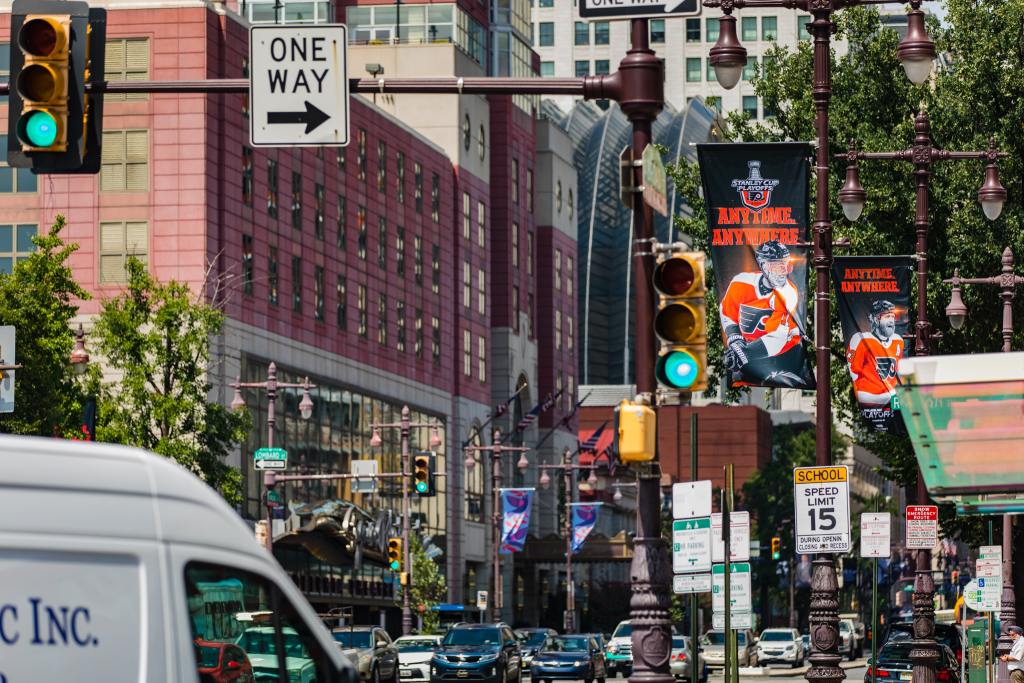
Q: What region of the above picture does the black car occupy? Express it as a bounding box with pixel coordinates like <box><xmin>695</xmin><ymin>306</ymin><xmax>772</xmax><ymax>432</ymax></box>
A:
<box><xmin>530</xmin><ymin>635</ymin><xmax>607</xmax><ymax>683</ymax></box>
<box><xmin>883</xmin><ymin>623</ymin><xmax>965</xmax><ymax>667</ymax></box>
<box><xmin>866</xmin><ymin>641</ymin><xmax>961</xmax><ymax>683</ymax></box>
<box><xmin>515</xmin><ymin>628</ymin><xmax>558</xmax><ymax>670</ymax></box>
<box><xmin>431</xmin><ymin>623</ymin><xmax>522</xmax><ymax>683</ymax></box>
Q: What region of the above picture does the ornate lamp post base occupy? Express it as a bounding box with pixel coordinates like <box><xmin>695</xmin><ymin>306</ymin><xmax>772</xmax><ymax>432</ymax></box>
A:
<box><xmin>806</xmin><ymin>555</ymin><xmax>845</xmax><ymax>683</ymax></box>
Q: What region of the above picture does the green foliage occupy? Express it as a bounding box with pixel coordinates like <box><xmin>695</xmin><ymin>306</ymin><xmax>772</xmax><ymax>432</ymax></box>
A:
<box><xmin>0</xmin><ymin>215</ymin><xmax>89</xmax><ymax>436</ymax></box>
<box><xmin>407</xmin><ymin>534</ymin><xmax>447</xmax><ymax>634</ymax></box>
<box><xmin>91</xmin><ymin>259</ymin><xmax>249</xmax><ymax>503</ymax></box>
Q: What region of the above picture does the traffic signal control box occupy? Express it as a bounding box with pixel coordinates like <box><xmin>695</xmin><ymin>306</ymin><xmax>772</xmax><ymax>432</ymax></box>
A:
<box><xmin>7</xmin><ymin>0</ymin><xmax>106</xmax><ymax>173</ymax></box>
<box><xmin>653</xmin><ymin>251</ymin><xmax>708</xmax><ymax>392</ymax></box>
<box><xmin>413</xmin><ymin>451</ymin><xmax>435</xmax><ymax>497</ymax></box>
<box><xmin>617</xmin><ymin>399</ymin><xmax>656</xmax><ymax>463</ymax></box>
<box><xmin>386</xmin><ymin>537</ymin><xmax>402</xmax><ymax>571</ymax></box>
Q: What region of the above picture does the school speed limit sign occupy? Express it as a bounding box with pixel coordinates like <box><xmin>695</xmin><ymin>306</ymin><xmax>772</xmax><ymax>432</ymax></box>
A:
<box><xmin>794</xmin><ymin>466</ymin><xmax>851</xmax><ymax>553</ymax></box>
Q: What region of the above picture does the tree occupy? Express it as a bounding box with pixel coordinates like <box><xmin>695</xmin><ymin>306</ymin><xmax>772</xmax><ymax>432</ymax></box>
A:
<box><xmin>91</xmin><ymin>258</ymin><xmax>249</xmax><ymax>504</ymax></box>
<box><xmin>0</xmin><ymin>215</ymin><xmax>89</xmax><ymax>437</ymax></box>
<box><xmin>407</xmin><ymin>534</ymin><xmax>447</xmax><ymax>634</ymax></box>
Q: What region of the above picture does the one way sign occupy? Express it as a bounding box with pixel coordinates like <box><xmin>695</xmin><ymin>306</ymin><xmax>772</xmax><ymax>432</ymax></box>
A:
<box><xmin>249</xmin><ymin>24</ymin><xmax>350</xmax><ymax>147</ymax></box>
<box><xmin>578</xmin><ymin>0</ymin><xmax>699</xmax><ymax>20</ymax></box>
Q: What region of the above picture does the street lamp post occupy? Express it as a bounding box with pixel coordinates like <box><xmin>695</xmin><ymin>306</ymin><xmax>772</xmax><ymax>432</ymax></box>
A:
<box><xmin>839</xmin><ymin>116</ymin><xmax>1009</xmax><ymax>681</ymax></box>
<box><xmin>464</xmin><ymin>428</ymin><xmax>531</xmax><ymax>623</ymax></box>
<box><xmin>944</xmin><ymin>248</ymin><xmax>1024</xmax><ymax>673</ymax></box>
<box><xmin>230</xmin><ymin>362</ymin><xmax>315</xmax><ymax>554</ymax></box>
<box><xmin>369</xmin><ymin>405</ymin><xmax>444</xmax><ymax>636</ymax></box>
<box><xmin>703</xmin><ymin>2</ymin><xmax>938</xmax><ymax>683</ymax></box>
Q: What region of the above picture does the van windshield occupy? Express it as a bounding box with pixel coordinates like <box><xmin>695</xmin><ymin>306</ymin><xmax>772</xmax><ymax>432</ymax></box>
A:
<box><xmin>238</xmin><ymin>629</ymin><xmax>307</xmax><ymax>658</ymax></box>
<box><xmin>612</xmin><ymin>623</ymin><xmax>632</xmax><ymax>638</ymax></box>
<box><xmin>333</xmin><ymin>632</ymin><xmax>374</xmax><ymax>649</ymax></box>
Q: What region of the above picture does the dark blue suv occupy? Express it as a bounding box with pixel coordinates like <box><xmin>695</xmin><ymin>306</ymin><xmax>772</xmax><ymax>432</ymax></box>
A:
<box><xmin>430</xmin><ymin>624</ymin><xmax>522</xmax><ymax>683</ymax></box>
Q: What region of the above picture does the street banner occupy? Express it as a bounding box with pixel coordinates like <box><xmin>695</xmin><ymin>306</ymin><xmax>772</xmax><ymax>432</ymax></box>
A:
<box><xmin>832</xmin><ymin>256</ymin><xmax>914</xmax><ymax>432</ymax></box>
<box><xmin>499</xmin><ymin>488</ymin><xmax>534</xmax><ymax>554</ymax></box>
<box><xmin>570</xmin><ymin>503</ymin><xmax>602</xmax><ymax>554</ymax></box>
<box><xmin>696</xmin><ymin>143</ymin><xmax>815</xmax><ymax>390</ymax></box>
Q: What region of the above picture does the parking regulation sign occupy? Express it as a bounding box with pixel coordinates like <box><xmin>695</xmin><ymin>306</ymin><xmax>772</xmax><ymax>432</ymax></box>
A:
<box><xmin>793</xmin><ymin>466</ymin><xmax>851</xmax><ymax>553</ymax></box>
<box><xmin>905</xmin><ymin>505</ymin><xmax>938</xmax><ymax>549</ymax></box>
<box><xmin>673</xmin><ymin>517</ymin><xmax>712</xmax><ymax>574</ymax></box>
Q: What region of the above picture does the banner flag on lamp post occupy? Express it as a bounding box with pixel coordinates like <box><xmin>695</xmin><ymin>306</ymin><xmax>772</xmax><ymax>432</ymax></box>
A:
<box><xmin>570</xmin><ymin>503</ymin><xmax>602</xmax><ymax>554</ymax></box>
<box><xmin>499</xmin><ymin>488</ymin><xmax>535</xmax><ymax>554</ymax></box>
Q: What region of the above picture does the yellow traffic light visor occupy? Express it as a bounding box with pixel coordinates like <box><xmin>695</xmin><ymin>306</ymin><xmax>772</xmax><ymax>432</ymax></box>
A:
<box><xmin>18</xmin><ymin>16</ymin><xmax>69</xmax><ymax>57</ymax></box>
<box><xmin>654</xmin><ymin>302</ymin><xmax>701</xmax><ymax>343</ymax></box>
<box><xmin>653</xmin><ymin>255</ymin><xmax>703</xmax><ymax>297</ymax></box>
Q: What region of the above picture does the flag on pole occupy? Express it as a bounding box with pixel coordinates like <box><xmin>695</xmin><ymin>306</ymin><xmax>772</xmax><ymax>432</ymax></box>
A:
<box><xmin>579</xmin><ymin>421</ymin><xmax>608</xmax><ymax>453</ymax></box>
<box><xmin>500</xmin><ymin>488</ymin><xmax>535</xmax><ymax>554</ymax></box>
<box><xmin>570</xmin><ymin>503</ymin><xmax>602</xmax><ymax>554</ymax></box>
<box><xmin>515</xmin><ymin>388</ymin><xmax>562</xmax><ymax>432</ymax></box>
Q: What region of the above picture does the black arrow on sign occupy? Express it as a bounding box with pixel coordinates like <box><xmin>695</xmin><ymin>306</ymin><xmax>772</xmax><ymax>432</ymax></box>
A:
<box><xmin>267</xmin><ymin>100</ymin><xmax>331</xmax><ymax>134</ymax></box>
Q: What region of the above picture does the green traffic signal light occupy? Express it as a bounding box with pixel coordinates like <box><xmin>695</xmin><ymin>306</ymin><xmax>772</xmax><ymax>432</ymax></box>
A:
<box><xmin>415</xmin><ymin>481</ymin><xmax>428</xmax><ymax>494</ymax></box>
<box><xmin>390</xmin><ymin>559</ymin><xmax>400</xmax><ymax>571</ymax></box>
<box><xmin>772</xmin><ymin>551</ymin><xmax>781</xmax><ymax>560</ymax></box>
<box><xmin>656</xmin><ymin>349</ymin><xmax>700</xmax><ymax>389</ymax></box>
<box><xmin>19</xmin><ymin>110</ymin><xmax>58</xmax><ymax>147</ymax></box>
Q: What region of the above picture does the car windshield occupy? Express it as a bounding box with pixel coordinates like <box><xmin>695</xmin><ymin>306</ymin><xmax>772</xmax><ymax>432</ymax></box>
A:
<box><xmin>878</xmin><ymin>644</ymin><xmax>914</xmax><ymax>666</ymax></box>
<box><xmin>703</xmin><ymin>632</ymin><xmax>725</xmax><ymax>645</ymax></box>
<box><xmin>396</xmin><ymin>639</ymin><xmax>437</xmax><ymax>652</ymax></box>
<box><xmin>672</xmin><ymin>637</ymin><xmax>687</xmax><ymax>649</ymax></box>
<box><xmin>238</xmin><ymin>630</ymin><xmax>307</xmax><ymax>658</ymax></box>
<box><xmin>839</xmin><ymin>622</ymin><xmax>852</xmax><ymax>633</ymax></box>
<box><xmin>612</xmin><ymin>623</ymin><xmax>632</xmax><ymax>638</ymax></box>
<box><xmin>443</xmin><ymin>629</ymin><xmax>501</xmax><ymax>646</ymax></box>
<box><xmin>333</xmin><ymin>632</ymin><xmax>373</xmax><ymax>649</ymax></box>
<box><xmin>196</xmin><ymin>644</ymin><xmax>221</xmax><ymax>668</ymax></box>
<box><xmin>761</xmin><ymin>632</ymin><xmax>794</xmax><ymax>642</ymax></box>
<box><xmin>520</xmin><ymin>632</ymin><xmax>549</xmax><ymax>647</ymax></box>
<box><xmin>552</xmin><ymin>637</ymin><xmax>590</xmax><ymax>652</ymax></box>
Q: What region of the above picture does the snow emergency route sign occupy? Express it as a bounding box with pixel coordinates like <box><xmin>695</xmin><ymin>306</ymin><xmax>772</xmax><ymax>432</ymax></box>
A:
<box><xmin>793</xmin><ymin>466</ymin><xmax>851</xmax><ymax>554</ymax></box>
<box><xmin>250</xmin><ymin>24</ymin><xmax>350</xmax><ymax>147</ymax></box>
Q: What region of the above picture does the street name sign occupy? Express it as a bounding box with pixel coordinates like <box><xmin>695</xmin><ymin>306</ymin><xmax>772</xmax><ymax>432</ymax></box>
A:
<box><xmin>711</xmin><ymin>562</ymin><xmax>751</xmax><ymax>612</ymax></box>
<box><xmin>905</xmin><ymin>505</ymin><xmax>938</xmax><ymax>549</ymax></box>
<box><xmin>254</xmin><ymin>447</ymin><xmax>288</xmax><ymax>470</ymax></box>
<box><xmin>860</xmin><ymin>512</ymin><xmax>891</xmax><ymax>558</ymax></box>
<box><xmin>673</xmin><ymin>517</ymin><xmax>712</xmax><ymax>574</ymax></box>
<box><xmin>578</xmin><ymin>0</ymin><xmax>700</xmax><ymax>20</ymax></box>
<box><xmin>673</xmin><ymin>573</ymin><xmax>712</xmax><ymax>594</ymax></box>
<box><xmin>642</xmin><ymin>144</ymin><xmax>668</xmax><ymax>217</ymax></box>
<box><xmin>793</xmin><ymin>466</ymin><xmax>852</xmax><ymax>553</ymax></box>
<box><xmin>711</xmin><ymin>511</ymin><xmax>751</xmax><ymax>563</ymax></box>
<box><xmin>712</xmin><ymin>611</ymin><xmax>753</xmax><ymax>630</ymax></box>
<box><xmin>673</xmin><ymin>480</ymin><xmax>712</xmax><ymax>519</ymax></box>
<box><xmin>250</xmin><ymin>24</ymin><xmax>350</xmax><ymax>147</ymax></box>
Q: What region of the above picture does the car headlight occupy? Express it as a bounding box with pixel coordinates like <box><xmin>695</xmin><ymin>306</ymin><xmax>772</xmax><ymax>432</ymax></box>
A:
<box><xmin>478</xmin><ymin>653</ymin><xmax>499</xmax><ymax>663</ymax></box>
<box><xmin>609</xmin><ymin>645</ymin><xmax>619</xmax><ymax>654</ymax></box>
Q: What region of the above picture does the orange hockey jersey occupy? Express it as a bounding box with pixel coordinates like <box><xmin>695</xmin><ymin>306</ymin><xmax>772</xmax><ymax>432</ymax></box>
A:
<box><xmin>847</xmin><ymin>331</ymin><xmax>904</xmax><ymax>403</ymax></box>
<box><xmin>719</xmin><ymin>271</ymin><xmax>802</xmax><ymax>357</ymax></box>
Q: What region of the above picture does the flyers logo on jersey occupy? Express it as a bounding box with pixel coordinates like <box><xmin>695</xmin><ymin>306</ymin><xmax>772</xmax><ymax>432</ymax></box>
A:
<box><xmin>731</xmin><ymin>160</ymin><xmax>780</xmax><ymax>210</ymax></box>
<box><xmin>739</xmin><ymin>304</ymin><xmax>771</xmax><ymax>335</ymax></box>
<box><xmin>875</xmin><ymin>357</ymin><xmax>898</xmax><ymax>380</ymax></box>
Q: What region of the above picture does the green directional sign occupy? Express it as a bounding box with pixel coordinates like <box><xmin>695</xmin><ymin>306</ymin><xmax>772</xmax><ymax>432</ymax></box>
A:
<box><xmin>711</xmin><ymin>562</ymin><xmax>752</xmax><ymax>612</ymax></box>
<box><xmin>672</xmin><ymin>516</ymin><xmax>712</xmax><ymax>574</ymax></box>
<box><xmin>254</xmin><ymin>447</ymin><xmax>288</xmax><ymax>470</ymax></box>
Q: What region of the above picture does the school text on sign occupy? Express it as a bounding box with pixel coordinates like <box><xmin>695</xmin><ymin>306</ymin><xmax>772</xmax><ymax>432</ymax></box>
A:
<box><xmin>793</xmin><ymin>466</ymin><xmax>851</xmax><ymax>553</ymax></box>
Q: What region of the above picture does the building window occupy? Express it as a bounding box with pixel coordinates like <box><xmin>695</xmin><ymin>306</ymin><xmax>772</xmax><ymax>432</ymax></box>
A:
<box><xmin>314</xmin><ymin>265</ymin><xmax>324</xmax><ymax>321</ymax></box>
<box><xmin>554</xmin><ymin>250</ymin><xmax>562</xmax><ymax>291</ymax></box>
<box><xmin>511</xmin><ymin>159</ymin><xmax>519</xmax><ymax>204</ymax></box>
<box><xmin>686</xmin><ymin>57</ymin><xmax>702</xmax><ymax>82</ymax></box>
<box><xmin>337</xmin><ymin>195</ymin><xmax>346</xmax><ymax>250</ymax></box>
<box><xmin>538</xmin><ymin>0</ymin><xmax>554</xmax><ymax>6</ymax></box>
<box><xmin>431</xmin><ymin>244</ymin><xmax>441</xmax><ymax>295</ymax></box>
<box><xmin>336</xmin><ymin>276</ymin><xmax>347</xmax><ymax>330</ymax></box>
<box><xmin>396</xmin><ymin>151</ymin><xmax>405</xmax><ymax>203</ymax></box>
<box><xmin>568</xmin><ymin>188</ymin><xmax>574</xmax><ymax>220</ymax></box>
<box><xmin>337</xmin><ymin>148</ymin><xmax>346</xmax><ymax>172</ymax></box>
<box><xmin>742</xmin><ymin>16</ymin><xmax>757</xmax><ymax>41</ymax></box>
<box><xmin>378</xmin><ymin>217</ymin><xmax>387</xmax><ymax>268</ymax></box>
<box><xmin>431</xmin><ymin>173</ymin><xmax>441</xmax><ymax>223</ymax></box>
<box><xmin>414</xmin><ymin>162</ymin><xmax>423</xmax><ymax>212</ymax></box>
<box><xmin>266</xmin><ymin>159</ymin><xmax>278</xmax><ymax>217</ymax></box>
<box><xmin>525</xmin><ymin>170</ymin><xmax>533</xmax><ymax>213</ymax></box>
<box><xmin>568</xmin><ymin>317</ymin><xmax>574</xmax><ymax>351</ymax></box>
<box><xmin>567</xmin><ymin>256</ymin><xmax>574</xmax><ymax>297</ymax></box>
<box><xmin>396</xmin><ymin>300</ymin><xmax>406</xmax><ymax>352</ymax></box>
<box><xmin>477</xmin><ymin>336</ymin><xmax>486</xmax><ymax>382</ymax></box>
<box><xmin>357</xmin><ymin>206</ymin><xmax>367</xmax><ymax>260</ymax></box>
<box><xmin>104</xmin><ymin>38</ymin><xmax>149</xmax><ymax>102</ymax></box>
<box><xmin>762</xmin><ymin>16</ymin><xmax>778</xmax><ymax>40</ymax></box>
<box><xmin>568</xmin><ymin>375</ymin><xmax>575</xmax><ymax>406</ymax></box>
<box><xmin>0</xmin><ymin>136</ymin><xmax>36</xmax><ymax>193</ymax></box>
<box><xmin>291</xmin><ymin>256</ymin><xmax>302</xmax><ymax>312</ymax></box>
<box><xmin>595</xmin><ymin>60</ymin><xmax>610</xmax><ymax>75</ymax></box>
<box><xmin>430</xmin><ymin>316</ymin><xmax>442</xmax><ymax>367</ymax></box>
<box><xmin>706</xmin><ymin>59</ymin><xmax>716</xmax><ymax>82</ymax></box>
<box><xmin>378</xmin><ymin>294</ymin><xmax>388</xmax><ymax>346</ymax></box>
<box><xmin>415</xmin><ymin>308</ymin><xmax>424</xmax><ymax>358</ymax></box>
<box><xmin>511</xmin><ymin>223</ymin><xmax>519</xmax><ymax>268</ymax></box>
<box><xmin>538</xmin><ymin>22</ymin><xmax>554</xmax><ymax>46</ymax></box>
<box><xmin>527</xmin><ymin>231</ymin><xmax>534</xmax><ymax>276</ymax></box>
<box><xmin>357</xmin><ymin>284</ymin><xmax>368</xmax><ymax>337</ymax></box>
<box><xmin>686</xmin><ymin>18</ymin><xmax>701</xmax><ymax>42</ymax></box>
<box><xmin>241</xmin><ymin>146</ymin><xmax>253</xmax><ymax>205</ymax></box>
<box><xmin>527</xmin><ymin>292</ymin><xmax>535</xmax><ymax>336</ymax></box>
<box><xmin>463</xmin><ymin>260</ymin><xmax>471</xmax><ymax>308</ymax></box>
<box><xmin>512</xmin><ymin>285</ymin><xmax>520</xmax><ymax>332</ymax></box>
<box><xmin>556</xmin><ymin>180</ymin><xmax>563</xmax><ymax>212</ymax></box>
<box><xmin>462</xmin><ymin>114</ymin><xmax>471</xmax><ymax>151</ymax></box>
<box><xmin>100</xmin><ymin>129</ymin><xmax>148</xmax><ymax>192</ymax></box>
<box><xmin>743</xmin><ymin>95</ymin><xmax>759</xmax><ymax>119</ymax></box>
<box><xmin>291</xmin><ymin>171</ymin><xmax>302</xmax><ymax>229</ymax></box>
<box><xmin>706</xmin><ymin>17</ymin><xmax>719</xmax><ymax>42</ymax></box>
<box><xmin>477</xmin><ymin>268</ymin><xmax>486</xmax><ymax>315</ymax></box>
<box><xmin>574</xmin><ymin>60</ymin><xmax>589</xmax><ymax>77</ymax></box>
<box><xmin>594</xmin><ymin>21</ymin><xmax>610</xmax><ymax>45</ymax></box>
<box><xmin>242</xmin><ymin>234</ymin><xmax>253</xmax><ymax>295</ymax></box>
<box><xmin>477</xmin><ymin>201</ymin><xmax>486</xmax><ymax>247</ymax></box>
<box><xmin>414</xmin><ymin>235</ymin><xmax>423</xmax><ymax>285</ymax></box>
<box><xmin>574</xmin><ymin>21</ymin><xmax>589</xmax><ymax>45</ymax></box>
<box><xmin>798</xmin><ymin>15</ymin><xmax>812</xmax><ymax>39</ymax></box>
<box><xmin>396</xmin><ymin>227</ymin><xmax>405</xmax><ymax>276</ymax></box>
<box><xmin>99</xmin><ymin>221</ymin><xmax>147</xmax><ymax>283</ymax></box>
<box><xmin>314</xmin><ymin>184</ymin><xmax>325</xmax><ymax>240</ymax></box>
<box><xmin>0</xmin><ymin>224</ymin><xmax>37</xmax><ymax>274</ymax></box>
<box><xmin>743</xmin><ymin>56</ymin><xmax>758</xmax><ymax>81</ymax></box>
<box><xmin>463</xmin><ymin>192</ymin><xmax>472</xmax><ymax>239</ymax></box>
<box><xmin>706</xmin><ymin>95</ymin><xmax>721</xmax><ymax>110</ymax></box>
<box><xmin>555</xmin><ymin>310</ymin><xmax>562</xmax><ymax>350</ymax></box>
<box><xmin>463</xmin><ymin>329</ymin><xmax>472</xmax><ymax>376</ymax></box>
<box><xmin>377</xmin><ymin>140</ymin><xmax>387</xmax><ymax>192</ymax></box>
<box><xmin>268</xmin><ymin>247</ymin><xmax>278</xmax><ymax>304</ymax></box>
<box><xmin>539</xmin><ymin>61</ymin><xmax>554</xmax><ymax>77</ymax></box>
<box><xmin>650</xmin><ymin>19</ymin><xmax>665</xmax><ymax>43</ymax></box>
<box><xmin>478</xmin><ymin>124</ymin><xmax>486</xmax><ymax>162</ymax></box>
<box><xmin>357</xmin><ymin>128</ymin><xmax>367</xmax><ymax>180</ymax></box>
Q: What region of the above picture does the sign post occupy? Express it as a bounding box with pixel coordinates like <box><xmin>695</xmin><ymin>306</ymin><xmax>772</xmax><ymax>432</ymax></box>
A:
<box><xmin>793</xmin><ymin>466</ymin><xmax>852</xmax><ymax>553</ymax></box>
<box><xmin>905</xmin><ymin>505</ymin><xmax>939</xmax><ymax>549</ymax></box>
<box><xmin>861</xmin><ymin>511</ymin><xmax>890</xmax><ymax>683</ymax></box>
<box><xmin>254</xmin><ymin>447</ymin><xmax>288</xmax><ymax>470</ymax></box>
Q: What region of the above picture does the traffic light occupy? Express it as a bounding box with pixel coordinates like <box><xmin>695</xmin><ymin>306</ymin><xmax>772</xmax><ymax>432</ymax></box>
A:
<box><xmin>616</xmin><ymin>399</ymin><xmax>656</xmax><ymax>463</ymax></box>
<box><xmin>387</xmin><ymin>537</ymin><xmax>402</xmax><ymax>571</ymax></box>
<box><xmin>653</xmin><ymin>251</ymin><xmax>708</xmax><ymax>392</ymax></box>
<box><xmin>412</xmin><ymin>451</ymin><xmax>435</xmax><ymax>496</ymax></box>
<box><xmin>771</xmin><ymin>536</ymin><xmax>781</xmax><ymax>560</ymax></box>
<box><xmin>7</xmin><ymin>0</ymin><xmax>106</xmax><ymax>173</ymax></box>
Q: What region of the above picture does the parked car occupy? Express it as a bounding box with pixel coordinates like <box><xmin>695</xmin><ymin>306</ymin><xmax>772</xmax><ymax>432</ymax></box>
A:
<box><xmin>237</xmin><ymin>625</ymin><xmax>320</xmax><ymax>683</ymax></box>
<box><xmin>395</xmin><ymin>635</ymin><xmax>442</xmax><ymax>683</ymax></box>
<box><xmin>700</xmin><ymin>630</ymin><xmax>757</xmax><ymax>668</ymax></box>
<box><xmin>838</xmin><ymin>620</ymin><xmax>861</xmax><ymax>660</ymax></box>
<box><xmin>801</xmin><ymin>635</ymin><xmax>810</xmax><ymax>654</ymax></box>
<box><xmin>430</xmin><ymin>623</ymin><xmax>522</xmax><ymax>683</ymax></box>
<box><xmin>195</xmin><ymin>639</ymin><xmax>256</xmax><ymax>683</ymax></box>
<box><xmin>605</xmin><ymin>621</ymin><xmax>634</xmax><ymax>678</ymax></box>
<box><xmin>866</xmin><ymin>641</ymin><xmax>961</xmax><ymax>683</ymax></box>
<box><xmin>587</xmin><ymin>634</ymin><xmax>608</xmax><ymax>652</ymax></box>
<box><xmin>516</xmin><ymin>628</ymin><xmax>558</xmax><ymax>670</ymax></box>
<box><xmin>756</xmin><ymin>628</ymin><xmax>804</xmax><ymax>668</ymax></box>
<box><xmin>530</xmin><ymin>634</ymin><xmax>607</xmax><ymax>683</ymax></box>
<box><xmin>333</xmin><ymin>626</ymin><xmax>400</xmax><ymax>683</ymax></box>
<box><xmin>883</xmin><ymin>622</ymin><xmax>965</xmax><ymax>667</ymax></box>
<box><xmin>670</xmin><ymin>636</ymin><xmax>708</xmax><ymax>683</ymax></box>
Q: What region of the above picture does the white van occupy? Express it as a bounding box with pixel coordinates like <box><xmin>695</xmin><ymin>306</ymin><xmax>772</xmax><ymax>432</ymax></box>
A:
<box><xmin>0</xmin><ymin>436</ymin><xmax>357</xmax><ymax>683</ymax></box>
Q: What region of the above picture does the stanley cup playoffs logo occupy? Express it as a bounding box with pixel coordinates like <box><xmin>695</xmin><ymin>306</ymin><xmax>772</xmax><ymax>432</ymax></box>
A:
<box><xmin>732</xmin><ymin>160</ymin><xmax>780</xmax><ymax>210</ymax></box>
